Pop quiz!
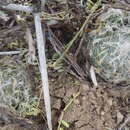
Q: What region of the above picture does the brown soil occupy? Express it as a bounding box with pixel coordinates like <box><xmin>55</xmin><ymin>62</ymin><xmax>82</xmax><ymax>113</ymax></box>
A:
<box><xmin>1</xmin><ymin>70</ymin><xmax>130</xmax><ymax>130</ymax></box>
<box><xmin>49</xmin><ymin>72</ymin><xmax>130</xmax><ymax>130</ymax></box>
<box><xmin>1</xmin><ymin>1</ymin><xmax>130</xmax><ymax>130</ymax></box>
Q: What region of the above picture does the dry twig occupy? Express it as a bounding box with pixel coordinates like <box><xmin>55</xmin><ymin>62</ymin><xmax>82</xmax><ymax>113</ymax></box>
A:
<box><xmin>118</xmin><ymin>116</ymin><xmax>130</xmax><ymax>130</ymax></box>
<box><xmin>26</xmin><ymin>26</ymin><xmax>36</xmax><ymax>64</ymax></box>
<box><xmin>1</xmin><ymin>4</ymin><xmax>33</xmax><ymax>13</ymax></box>
<box><xmin>0</xmin><ymin>51</ymin><xmax>20</xmax><ymax>55</ymax></box>
<box><xmin>34</xmin><ymin>13</ymin><xmax>52</xmax><ymax>130</ymax></box>
<box><xmin>48</xmin><ymin>27</ymin><xmax>86</xmax><ymax>80</ymax></box>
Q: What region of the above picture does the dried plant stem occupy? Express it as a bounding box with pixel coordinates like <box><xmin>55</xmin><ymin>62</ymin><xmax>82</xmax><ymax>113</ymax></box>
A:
<box><xmin>0</xmin><ymin>51</ymin><xmax>20</xmax><ymax>55</ymax></box>
<box><xmin>26</xmin><ymin>26</ymin><xmax>36</xmax><ymax>64</ymax></box>
<box><xmin>53</xmin><ymin>0</ymin><xmax>102</xmax><ymax>66</ymax></box>
<box><xmin>118</xmin><ymin>116</ymin><xmax>130</xmax><ymax>130</ymax></box>
<box><xmin>90</xmin><ymin>66</ymin><xmax>98</xmax><ymax>86</ymax></box>
<box><xmin>1</xmin><ymin>4</ymin><xmax>33</xmax><ymax>13</ymax></box>
<box><xmin>57</xmin><ymin>92</ymin><xmax>80</xmax><ymax>130</ymax></box>
<box><xmin>34</xmin><ymin>13</ymin><xmax>52</xmax><ymax>130</ymax></box>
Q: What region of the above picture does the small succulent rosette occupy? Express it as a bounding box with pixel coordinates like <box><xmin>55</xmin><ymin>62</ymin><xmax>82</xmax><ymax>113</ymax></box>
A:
<box><xmin>0</xmin><ymin>57</ymin><xmax>40</xmax><ymax>116</ymax></box>
<box><xmin>88</xmin><ymin>8</ymin><xmax>130</xmax><ymax>84</ymax></box>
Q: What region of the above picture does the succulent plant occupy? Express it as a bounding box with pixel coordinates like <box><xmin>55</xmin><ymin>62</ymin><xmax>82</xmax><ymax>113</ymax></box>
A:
<box><xmin>0</xmin><ymin>57</ymin><xmax>40</xmax><ymax>116</ymax></box>
<box><xmin>89</xmin><ymin>8</ymin><xmax>130</xmax><ymax>84</ymax></box>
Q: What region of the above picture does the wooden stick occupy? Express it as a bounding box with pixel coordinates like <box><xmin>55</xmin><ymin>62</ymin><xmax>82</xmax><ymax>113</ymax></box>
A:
<box><xmin>34</xmin><ymin>13</ymin><xmax>52</xmax><ymax>130</ymax></box>
<box><xmin>0</xmin><ymin>51</ymin><xmax>20</xmax><ymax>55</ymax></box>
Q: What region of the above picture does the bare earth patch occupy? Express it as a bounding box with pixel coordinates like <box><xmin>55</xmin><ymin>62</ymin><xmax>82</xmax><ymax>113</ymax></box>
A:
<box><xmin>50</xmin><ymin>73</ymin><xmax>130</xmax><ymax>130</ymax></box>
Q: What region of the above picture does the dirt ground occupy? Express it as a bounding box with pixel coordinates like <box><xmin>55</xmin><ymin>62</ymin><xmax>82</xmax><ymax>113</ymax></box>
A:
<box><xmin>1</xmin><ymin>1</ymin><xmax>130</xmax><ymax>130</ymax></box>
<box><xmin>49</xmin><ymin>72</ymin><xmax>130</xmax><ymax>130</ymax></box>
<box><xmin>0</xmin><ymin>69</ymin><xmax>130</xmax><ymax>130</ymax></box>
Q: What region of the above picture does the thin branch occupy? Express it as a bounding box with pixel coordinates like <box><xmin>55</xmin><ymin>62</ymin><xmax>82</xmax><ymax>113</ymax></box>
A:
<box><xmin>1</xmin><ymin>4</ymin><xmax>33</xmax><ymax>13</ymax></box>
<box><xmin>34</xmin><ymin>13</ymin><xmax>52</xmax><ymax>130</ymax></box>
<box><xmin>0</xmin><ymin>51</ymin><xmax>20</xmax><ymax>55</ymax></box>
<box><xmin>118</xmin><ymin>116</ymin><xmax>130</xmax><ymax>130</ymax></box>
<box><xmin>74</xmin><ymin>35</ymin><xmax>84</xmax><ymax>58</ymax></box>
<box><xmin>48</xmin><ymin>27</ymin><xmax>86</xmax><ymax>80</ymax></box>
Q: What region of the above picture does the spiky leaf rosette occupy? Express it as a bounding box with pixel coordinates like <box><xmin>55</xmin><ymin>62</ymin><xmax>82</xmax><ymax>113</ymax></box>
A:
<box><xmin>89</xmin><ymin>8</ymin><xmax>130</xmax><ymax>84</ymax></box>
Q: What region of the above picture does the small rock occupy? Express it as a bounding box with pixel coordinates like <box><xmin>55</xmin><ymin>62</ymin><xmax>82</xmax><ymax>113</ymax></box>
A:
<box><xmin>52</xmin><ymin>98</ymin><xmax>61</xmax><ymax>110</ymax></box>
<box><xmin>117</xmin><ymin>111</ymin><xmax>124</xmax><ymax>124</ymax></box>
